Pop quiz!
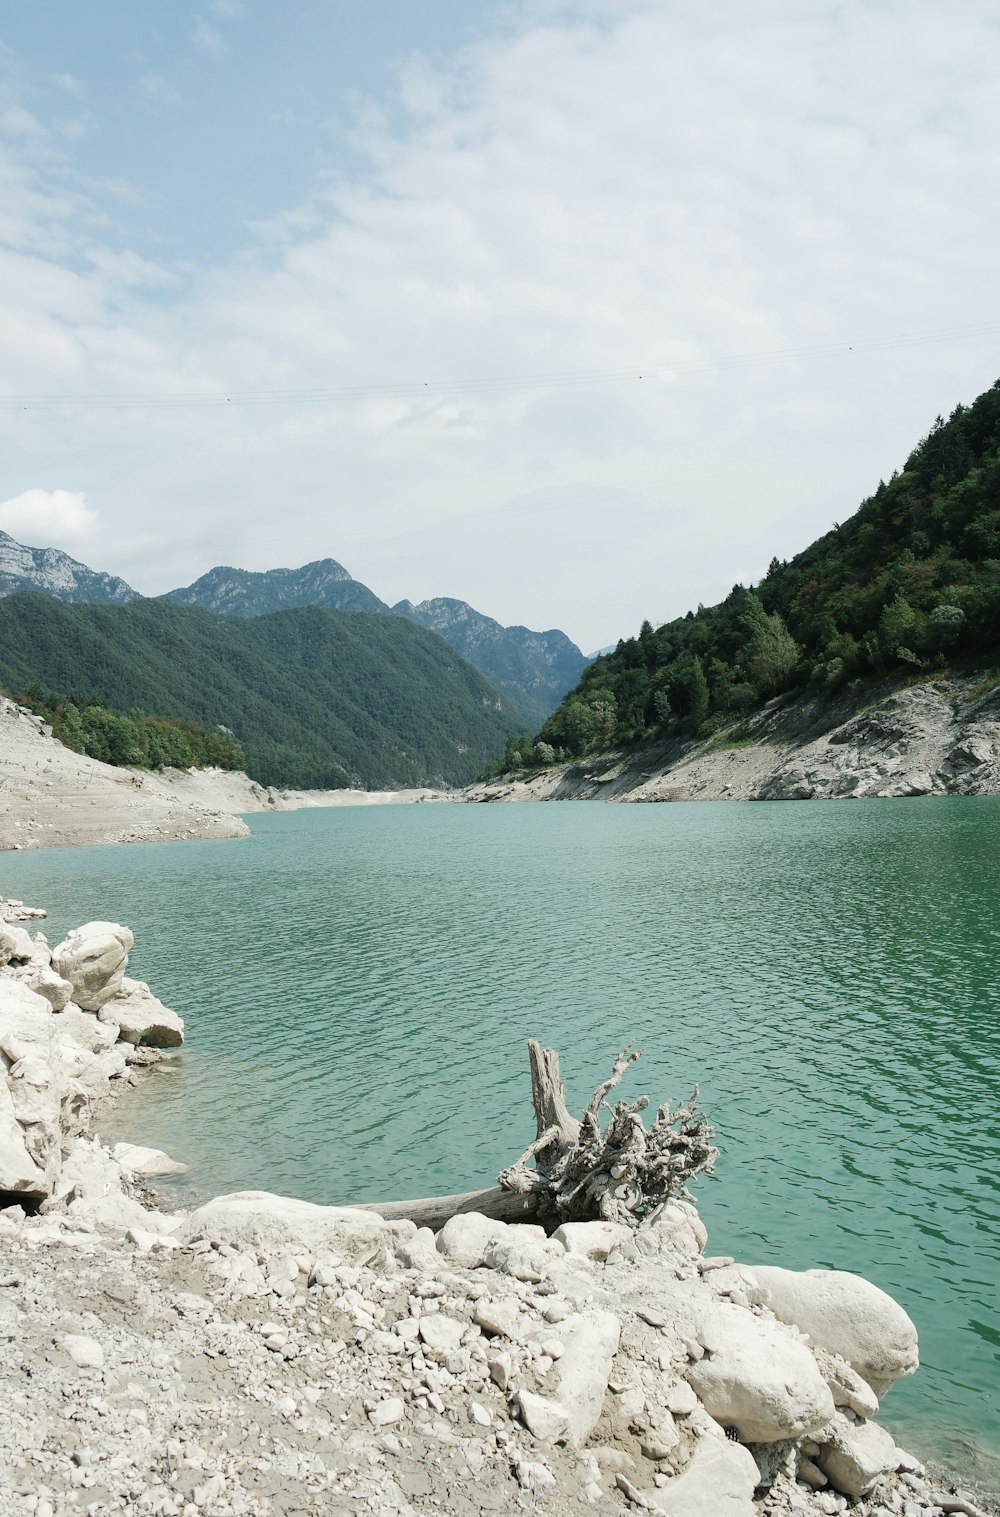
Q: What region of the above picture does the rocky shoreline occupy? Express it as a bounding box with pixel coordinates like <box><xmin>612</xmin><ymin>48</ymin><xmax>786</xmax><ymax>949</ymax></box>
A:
<box><xmin>462</xmin><ymin>676</ymin><xmax>1000</xmax><ymax>805</ymax></box>
<box><xmin>1</xmin><ymin>899</ymin><xmax>995</xmax><ymax>1517</ymax></box>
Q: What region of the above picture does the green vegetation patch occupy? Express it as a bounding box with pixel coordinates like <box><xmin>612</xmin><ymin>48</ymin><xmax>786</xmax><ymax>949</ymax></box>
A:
<box><xmin>527</xmin><ymin>377</ymin><xmax>1000</xmax><ymax>768</ymax></box>
<box><xmin>9</xmin><ymin>690</ymin><xmax>245</xmax><ymax>772</ymax></box>
<box><xmin>0</xmin><ymin>597</ymin><xmax>522</xmax><ymax>790</ymax></box>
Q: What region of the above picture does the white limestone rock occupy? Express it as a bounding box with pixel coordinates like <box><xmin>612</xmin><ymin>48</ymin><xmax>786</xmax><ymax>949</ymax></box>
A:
<box><xmin>474</xmin><ymin>1297</ymin><xmax>522</xmax><ymax>1338</ymax></box>
<box><xmin>182</xmin><ymin>1190</ymin><xmax>416</xmax><ymax>1263</ymax></box>
<box><xmin>651</xmin><ymin>1434</ymin><xmax>759</xmax><ymax>1517</ymax></box>
<box><xmin>516</xmin><ymin>1389</ymin><xmax>571</xmax><ymax>1444</ymax></box>
<box><xmin>368</xmin><ymin>1397</ymin><xmax>405</xmax><ymax>1428</ymax></box>
<box><xmin>549</xmin><ymin>1309</ymin><xmax>621</xmax><ymax>1447</ymax></box>
<box><xmin>418</xmin><ymin>1314</ymin><xmax>467</xmax><ymax>1354</ymax></box>
<box><xmin>52</xmin><ymin>1006</ymin><xmax>121</xmax><ymax>1057</ymax></box>
<box><xmin>686</xmin><ymin>1301</ymin><xmax>835</xmax><ymax>1442</ymax></box>
<box><xmin>482</xmin><ymin>1228</ymin><xmax>565</xmax><ymax>1282</ymax></box>
<box><xmin>817</xmin><ymin>1410</ymin><xmax>901</xmax><ymax>1496</ymax></box>
<box><xmin>634</xmin><ymin>1201</ymin><xmax>708</xmax><ymax>1260</ymax></box>
<box><xmin>553</xmin><ymin>1220</ymin><xmax>629</xmax><ymax>1261</ymax></box>
<box><xmin>99</xmin><ymin>977</ymin><xmax>184</xmax><ymax>1047</ymax></box>
<box><xmin>0</xmin><ymin>922</ymin><xmax>35</xmax><ymax>965</ymax></box>
<box><xmin>51</xmin><ymin>922</ymin><xmax>134</xmax><ymax>1012</ymax></box>
<box><xmin>393</xmin><ymin>1225</ymin><xmax>440</xmax><ymax>1272</ymax></box>
<box><xmin>0</xmin><ymin>1076</ymin><xmax>47</xmax><ymax>1194</ymax></box>
<box><xmin>435</xmin><ymin>1211</ymin><xmax>509</xmax><ymax>1269</ymax></box>
<box><xmin>112</xmin><ymin>1142</ymin><xmax>188</xmax><ymax>1177</ymax></box>
<box><xmin>750</xmin><ymin>1266</ymin><xmax>919</xmax><ymax>1394</ymax></box>
<box><xmin>0</xmin><ymin>980</ymin><xmax>62</xmax><ymax>1190</ymax></box>
<box><xmin>61</xmin><ymin>1333</ymin><xmax>105</xmax><ymax>1370</ymax></box>
<box><xmin>813</xmin><ymin>1347</ymin><xmax>880</xmax><ymax>1419</ymax></box>
<box><xmin>28</xmin><ymin>965</ymin><xmax>74</xmax><ymax>1012</ymax></box>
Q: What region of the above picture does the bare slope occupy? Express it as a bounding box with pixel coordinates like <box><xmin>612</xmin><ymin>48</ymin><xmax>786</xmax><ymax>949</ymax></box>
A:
<box><xmin>0</xmin><ymin>697</ymin><xmax>249</xmax><ymax>850</ymax></box>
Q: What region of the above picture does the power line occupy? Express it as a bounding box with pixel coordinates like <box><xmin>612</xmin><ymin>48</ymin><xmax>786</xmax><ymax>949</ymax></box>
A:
<box><xmin>0</xmin><ymin>317</ymin><xmax>997</xmax><ymax>411</ymax></box>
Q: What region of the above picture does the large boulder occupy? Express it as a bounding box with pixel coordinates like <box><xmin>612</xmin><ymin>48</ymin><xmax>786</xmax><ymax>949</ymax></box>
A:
<box><xmin>182</xmin><ymin>1190</ymin><xmax>417</xmax><ymax>1263</ymax></box>
<box><xmin>685</xmin><ymin>1301</ymin><xmax>835</xmax><ymax>1442</ymax></box>
<box><xmin>548</xmin><ymin>1309</ymin><xmax>621</xmax><ymax>1446</ymax></box>
<box><xmin>99</xmin><ymin>978</ymin><xmax>184</xmax><ymax>1047</ymax></box>
<box><xmin>436</xmin><ymin>1211</ymin><xmax>509</xmax><ymax>1269</ymax></box>
<box><xmin>817</xmin><ymin>1410</ymin><xmax>901</xmax><ymax>1496</ymax></box>
<box><xmin>553</xmin><ymin>1220</ymin><xmax>629</xmax><ymax>1261</ymax></box>
<box><xmin>51</xmin><ymin>923</ymin><xmax>134</xmax><ymax>1012</ymax></box>
<box><xmin>0</xmin><ymin>980</ymin><xmax>62</xmax><ymax>1192</ymax></box>
<box><xmin>0</xmin><ymin>1077</ymin><xmax>47</xmax><ymax>1194</ymax></box>
<box><xmin>750</xmin><ymin>1266</ymin><xmax>918</xmax><ymax>1395</ymax></box>
<box><xmin>112</xmin><ymin>1142</ymin><xmax>188</xmax><ymax>1177</ymax></box>
<box><xmin>29</xmin><ymin>965</ymin><xmax>74</xmax><ymax>1013</ymax></box>
<box><xmin>0</xmin><ymin>923</ymin><xmax>35</xmax><ymax>965</ymax></box>
<box><xmin>652</xmin><ymin>1434</ymin><xmax>759</xmax><ymax>1517</ymax></box>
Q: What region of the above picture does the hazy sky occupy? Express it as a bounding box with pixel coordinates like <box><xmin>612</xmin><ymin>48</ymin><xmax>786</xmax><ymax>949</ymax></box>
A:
<box><xmin>1</xmin><ymin>1</ymin><xmax>998</xmax><ymax>651</ymax></box>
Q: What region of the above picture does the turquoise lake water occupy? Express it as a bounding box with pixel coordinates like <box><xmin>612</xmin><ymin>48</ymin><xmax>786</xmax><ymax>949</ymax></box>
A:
<box><xmin>3</xmin><ymin>798</ymin><xmax>998</xmax><ymax>1487</ymax></box>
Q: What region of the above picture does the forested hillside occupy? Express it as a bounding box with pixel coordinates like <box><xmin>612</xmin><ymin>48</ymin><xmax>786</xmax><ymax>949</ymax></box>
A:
<box><xmin>533</xmin><ymin>379</ymin><xmax>1000</xmax><ymax>762</ymax></box>
<box><xmin>0</xmin><ymin>596</ymin><xmax>521</xmax><ymax>789</ymax></box>
<box><xmin>168</xmin><ymin>561</ymin><xmax>587</xmax><ymax>725</ymax></box>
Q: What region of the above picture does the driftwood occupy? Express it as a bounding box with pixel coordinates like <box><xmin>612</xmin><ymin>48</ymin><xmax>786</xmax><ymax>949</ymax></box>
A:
<box><xmin>359</xmin><ymin>1040</ymin><xmax>717</xmax><ymax>1234</ymax></box>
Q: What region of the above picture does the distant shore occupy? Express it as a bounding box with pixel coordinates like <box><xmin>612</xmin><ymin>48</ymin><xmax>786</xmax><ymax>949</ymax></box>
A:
<box><xmin>4</xmin><ymin>675</ymin><xmax>999</xmax><ymax>855</ymax></box>
<box><xmin>0</xmin><ymin>695</ymin><xmax>453</xmax><ymax>852</ymax></box>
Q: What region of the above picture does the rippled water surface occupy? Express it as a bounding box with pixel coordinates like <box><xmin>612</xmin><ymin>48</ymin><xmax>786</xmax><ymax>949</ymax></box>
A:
<box><xmin>5</xmin><ymin>799</ymin><xmax>999</xmax><ymax>1483</ymax></box>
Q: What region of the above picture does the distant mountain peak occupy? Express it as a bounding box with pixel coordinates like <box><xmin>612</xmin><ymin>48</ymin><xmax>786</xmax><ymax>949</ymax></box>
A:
<box><xmin>164</xmin><ymin>559</ymin><xmax>385</xmax><ymax>617</ymax></box>
<box><xmin>0</xmin><ymin>529</ymin><xmax>138</xmax><ymax>605</ymax></box>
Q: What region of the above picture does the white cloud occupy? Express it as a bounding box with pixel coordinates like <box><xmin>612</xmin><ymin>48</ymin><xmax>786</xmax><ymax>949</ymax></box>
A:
<box><xmin>0</xmin><ymin>488</ymin><xmax>98</xmax><ymax>546</ymax></box>
<box><xmin>137</xmin><ymin>74</ymin><xmax>185</xmax><ymax>108</ymax></box>
<box><xmin>51</xmin><ymin>72</ymin><xmax>84</xmax><ymax>97</ymax></box>
<box><xmin>192</xmin><ymin>17</ymin><xmax>227</xmax><ymax>59</ymax></box>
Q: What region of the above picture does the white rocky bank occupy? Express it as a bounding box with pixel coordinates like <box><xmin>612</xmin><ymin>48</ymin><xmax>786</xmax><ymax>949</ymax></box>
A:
<box><xmin>0</xmin><ymin>907</ymin><xmax>990</xmax><ymax>1517</ymax></box>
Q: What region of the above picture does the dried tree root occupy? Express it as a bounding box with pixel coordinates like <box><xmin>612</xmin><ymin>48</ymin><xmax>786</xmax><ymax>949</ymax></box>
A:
<box><xmin>358</xmin><ymin>1039</ymin><xmax>717</xmax><ymax>1233</ymax></box>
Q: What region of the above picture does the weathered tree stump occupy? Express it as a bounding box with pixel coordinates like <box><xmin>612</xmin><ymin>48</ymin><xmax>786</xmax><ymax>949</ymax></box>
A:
<box><xmin>358</xmin><ymin>1040</ymin><xmax>716</xmax><ymax>1233</ymax></box>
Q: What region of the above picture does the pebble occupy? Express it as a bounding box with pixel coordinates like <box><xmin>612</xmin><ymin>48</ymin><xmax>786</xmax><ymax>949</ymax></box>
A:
<box><xmin>368</xmin><ymin>1397</ymin><xmax>405</xmax><ymax>1428</ymax></box>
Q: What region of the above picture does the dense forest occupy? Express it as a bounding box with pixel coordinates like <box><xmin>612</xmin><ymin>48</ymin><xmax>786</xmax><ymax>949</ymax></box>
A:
<box><xmin>519</xmin><ymin>379</ymin><xmax>1000</xmax><ymax>768</ymax></box>
<box><xmin>7</xmin><ymin>690</ymin><xmax>244</xmax><ymax>772</ymax></box>
<box><xmin>0</xmin><ymin>597</ymin><xmax>521</xmax><ymax>789</ymax></box>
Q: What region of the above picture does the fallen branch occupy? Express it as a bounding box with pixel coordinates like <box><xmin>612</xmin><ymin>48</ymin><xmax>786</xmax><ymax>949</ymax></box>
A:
<box><xmin>358</xmin><ymin>1039</ymin><xmax>717</xmax><ymax>1233</ymax></box>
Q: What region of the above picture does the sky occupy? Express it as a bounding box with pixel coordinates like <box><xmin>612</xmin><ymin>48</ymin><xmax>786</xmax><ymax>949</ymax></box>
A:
<box><xmin>1</xmin><ymin>0</ymin><xmax>999</xmax><ymax>653</ymax></box>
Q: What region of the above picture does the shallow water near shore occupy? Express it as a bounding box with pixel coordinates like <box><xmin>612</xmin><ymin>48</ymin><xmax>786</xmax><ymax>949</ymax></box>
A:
<box><xmin>5</xmin><ymin>798</ymin><xmax>999</xmax><ymax>1491</ymax></box>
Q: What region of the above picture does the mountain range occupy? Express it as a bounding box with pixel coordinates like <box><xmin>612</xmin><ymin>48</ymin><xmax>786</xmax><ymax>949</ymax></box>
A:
<box><xmin>0</xmin><ymin>595</ymin><xmax>520</xmax><ymax>790</ymax></box>
<box><xmin>164</xmin><ymin>562</ymin><xmax>587</xmax><ymax>728</ymax></box>
<box><xmin>0</xmin><ymin>533</ymin><xmax>587</xmax><ymax>729</ymax></box>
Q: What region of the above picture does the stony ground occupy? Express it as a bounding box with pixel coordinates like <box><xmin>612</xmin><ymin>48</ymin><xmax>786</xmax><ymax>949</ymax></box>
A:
<box><xmin>0</xmin><ymin>1191</ymin><xmax>993</xmax><ymax>1517</ymax></box>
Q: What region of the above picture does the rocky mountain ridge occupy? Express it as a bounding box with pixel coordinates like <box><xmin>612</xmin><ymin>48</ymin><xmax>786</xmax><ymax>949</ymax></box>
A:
<box><xmin>0</xmin><ymin>530</ymin><xmax>137</xmax><ymax>606</ymax></box>
<box><xmin>0</xmin><ymin>530</ymin><xmax>587</xmax><ymax>726</ymax></box>
<box><xmin>164</xmin><ymin>559</ymin><xmax>385</xmax><ymax>617</ymax></box>
<box><xmin>393</xmin><ymin>597</ymin><xmax>587</xmax><ymax>729</ymax></box>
